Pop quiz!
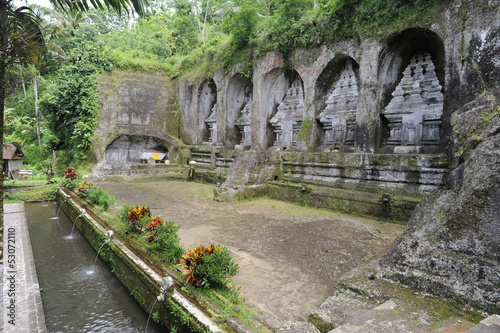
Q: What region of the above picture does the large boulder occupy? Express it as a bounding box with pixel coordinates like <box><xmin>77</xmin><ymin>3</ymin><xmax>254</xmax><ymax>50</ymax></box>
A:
<box><xmin>378</xmin><ymin>92</ymin><xmax>500</xmax><ymax>313</ymax></box>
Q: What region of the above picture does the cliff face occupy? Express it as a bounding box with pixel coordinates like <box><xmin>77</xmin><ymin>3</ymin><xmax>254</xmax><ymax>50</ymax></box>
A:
<box><xmin>93</xmin><ymin>70</ymin><xmax>183</xmax><ymax>174</ymax></box>
<box><xmin>379</xmin><ymin>91</ymin><xmax>499</xmax><ymax>312</ymax></box>
<box><xmin>175</xmin><ymin>0</ymin><xmax>500</xmax><ymax>311</ymax></box>
<box><xmin>376</xmin><ymin>1</ymin><xmax>500</xmax><ymax>313</ymax></box>
<box><xmin>93</xmin><ymin>0</ymin><xmax>500</xmax><ymax>310</ymax></box>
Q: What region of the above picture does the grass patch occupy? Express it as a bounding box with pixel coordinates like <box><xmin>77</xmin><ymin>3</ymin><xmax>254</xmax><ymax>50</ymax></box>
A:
<box><xmin>4</xmin><ymin>178</ymin><xmax>62</xmax><ymax>202</ymax></box>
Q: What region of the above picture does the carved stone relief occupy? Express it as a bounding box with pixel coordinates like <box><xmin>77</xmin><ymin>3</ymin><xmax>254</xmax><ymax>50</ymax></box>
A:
<box><xmin>235</xmin><ymin>98</ymin><xmax>253</xmax><ymax>149</ymax></box>
<box><xmin>270</xmin><ymin>78</ymin><xmax>305</xmax><ymax>148</ymax></box>
<box><xmin>204</xmin><ymin>103</ymin><xmax>218</xmax><ymax>145</ymax></box>
<box><xmin>318</xmin><ymin>60</ymin><xmax>358</xmax><ymax>148</ymax></box>
<box><xmin>381</xmin><ymin>53</ymin><xmax>443</xmax><ymax>153</ymax></box>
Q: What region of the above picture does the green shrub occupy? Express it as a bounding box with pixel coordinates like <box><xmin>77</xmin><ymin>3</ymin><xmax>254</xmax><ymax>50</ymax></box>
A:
<box><xmin>118</xmin><ymin>204</ymin><xmax>132</xmax><ymax>222</ymax></box>
<box><xmin>154</xmin><ymin>222</ymin><xmax>184</xmax><ymax>264</ymax></box>
<box><xmin>117</xmin><ymin>205</ymin><xmax>183</xmax><ymax>264</ymax></box>
<box><xmin>87</xmin><ymin>187</ymin><xmax>115</xmax><ymax>211</ymax></box>
<box><xmin>180</xmin><ymin>245</ymin><xmax>239</xmax><ymax>289</ymax></box>
<box><xmin>124</xmin><ymin>205</ymin><xmax>151</xmax><ymax>233</ymax></box>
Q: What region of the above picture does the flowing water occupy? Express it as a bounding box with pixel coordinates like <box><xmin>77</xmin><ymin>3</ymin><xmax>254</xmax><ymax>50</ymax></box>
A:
<box><xmin>26</xmin><ymin>202</ymin><xmax>163</xmax><ymax>333</ymax></box>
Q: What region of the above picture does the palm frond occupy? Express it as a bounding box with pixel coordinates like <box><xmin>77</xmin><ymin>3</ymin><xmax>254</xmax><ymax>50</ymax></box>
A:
<box><xmin>50</xmin><ymin>0</ymin><xmax>149</xmax><ymax>17</ymax></box>
<box><xmin>0</xmin><ymin>4</ymin><xmax>46</xmax><ymax>68</ymax></box>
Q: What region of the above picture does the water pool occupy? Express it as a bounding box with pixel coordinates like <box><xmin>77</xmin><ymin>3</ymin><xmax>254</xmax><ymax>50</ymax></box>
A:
<box><xmin>26</xmin><ymin>202</ymin><xmax>163</xmax><ymax>333</ymax></box>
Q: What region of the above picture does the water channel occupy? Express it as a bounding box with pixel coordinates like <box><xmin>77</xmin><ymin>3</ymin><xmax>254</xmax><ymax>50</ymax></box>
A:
<box><xmin>26</xmin><ymin>202</ymin><xmax>163</xmax><ymax>332</ymax></box>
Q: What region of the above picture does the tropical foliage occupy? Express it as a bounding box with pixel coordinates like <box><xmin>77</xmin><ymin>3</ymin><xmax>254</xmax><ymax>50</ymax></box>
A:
<box><xmin>116</xmin><ymin>203</ymin><xmax>184</xmax><ymax>264</ymax></box>
<box><xmin>3</xmin><ymin>0</ymin><xmax>450</xmax><ymax>183</ymax></box>
<box><xmin>63</xmin><ymin>166</ymin><xmax>77</xmax><ymax>179</ymax></box>
<box><xmin>180</xmin><ymin>244</ymin><xmax>239</xmax><ymax>288</ymax></box>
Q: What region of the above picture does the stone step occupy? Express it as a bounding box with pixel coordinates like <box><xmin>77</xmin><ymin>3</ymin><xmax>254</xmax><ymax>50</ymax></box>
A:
<box><xmin>278</xmin><ymin>285</ymin><xmax>482</xmax><ymax>333</ymax></box>
<box><xmin>328</xmin><ymin>299</ymin><xmax>474</xmax><ymax>333</ymax></box>
<box><xmin>465</xmin><ymin>315</ymin><xmax>500</xmax><ymax>333</ymax></box>
<box><xmin>310</xmin><ymin>289</ymin><xmax>381</xmax><ymax>330</ymax></box>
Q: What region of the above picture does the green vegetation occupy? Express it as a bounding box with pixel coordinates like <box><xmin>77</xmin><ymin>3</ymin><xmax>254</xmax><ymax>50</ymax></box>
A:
<box><xmin>117</xmin><ymin>204</ymin><xmax>185</xmax><ymax>264</ymax></box>
<box><xmin>180</xmin><ymin>244</ymin><xmax>239</xmax><ymax>289</ymax></box>
<box><xmin>3</xmin><ymin>181</ymin><xmax>59</xmax><ymax>202</ymax></box>
<box><xmin>4</xmin><ymin>0</ymin><xmax>451</xmax><ymax>176</ymax></box>
<box><xmin>87</xmin><ymin>187</ymin><xmax>115</xmax><ymax>210</ymax></box>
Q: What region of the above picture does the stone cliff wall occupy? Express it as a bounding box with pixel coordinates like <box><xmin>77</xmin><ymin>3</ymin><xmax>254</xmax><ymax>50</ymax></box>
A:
<box><xmin>176</xmin><ymin>1</ymin><xmax>499</xmax><ymax>154</ymax></box>
<box><xmin>173</xmin><ymin>2</ymin><xmax>495</xmax><ymax>215</ymax></box>
<box><xmin>90</xmin><ymin>0</ymin><xmax>500</xmax><ymax>312</ymax></box>
<box><xmin>379</xmin><ymin>92</ymin><xmax>500</xmax><ymax>313</ymax></box>
<box><xmin>173</xmin><ymin>0</ymin><xmax>500</xmax><ymax>311</ymax></box>
<box><xmin>93</xmin><ymin>70</ymin><xmax>184</xmax><ymax>175</ymax></box>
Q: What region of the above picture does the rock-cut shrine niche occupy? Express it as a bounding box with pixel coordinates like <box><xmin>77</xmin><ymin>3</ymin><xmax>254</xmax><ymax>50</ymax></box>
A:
<box><xmin>226</xmin><ymin>74</ymin><xmax>253</xmax><ymax>149</ymax></box>
<box><xmin>204</xmin><ymin>103</ymin><xmax>218</xmax><ymax>145</ymax></box>
<box><xmin>199</xmin><ymin>79</ymin><xmax>217</xmax><ymax>145</ymax></box>
<box><xmin>105</xmin><ymin>135</ymin><xmax>169</xmax><ymax>164</ymax></box>
<box><xmin>269</xmin><ymin>76</ymin><xmax>305</xmax><ymax>149</ymax></box>
<box><xmin>317</xmin><ymin>59</ymin><xmax>359</xmax><ymax>149</ymax></box>
<box><xmin>381</xmin><ymin>53</ymin><xmax>443</xmax><ymax>153</ymax></box>
<box><xmin>235</xmin><ymin>97</ymin><xmax>253</xmax><ymax>149</ymax></box>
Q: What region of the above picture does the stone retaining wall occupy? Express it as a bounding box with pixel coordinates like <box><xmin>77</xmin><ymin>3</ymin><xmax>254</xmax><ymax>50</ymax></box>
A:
<box><xmin>56</xmin><ymin>189</ymin><xmax>223</xmax><ymax>333</ymax></box>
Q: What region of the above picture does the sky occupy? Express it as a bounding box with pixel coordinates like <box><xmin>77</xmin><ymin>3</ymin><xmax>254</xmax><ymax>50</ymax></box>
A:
<box><xmin>14</xmin><ymin>0</ymin><xmax>53</xmax><ymax>8</ymax></box>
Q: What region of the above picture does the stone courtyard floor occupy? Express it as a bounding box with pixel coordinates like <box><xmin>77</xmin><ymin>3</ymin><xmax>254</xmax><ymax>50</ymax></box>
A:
<box><xmin>98</xmin><ymin>179</ymin><xmax>483</xmax><ymax>332</ymax></box>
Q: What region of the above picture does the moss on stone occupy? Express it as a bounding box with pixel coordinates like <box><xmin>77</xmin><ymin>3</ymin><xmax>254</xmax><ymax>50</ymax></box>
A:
<box><xmin>308</xmin><ymin>313</ymin><xmax>334</xmax><ymax>333</ymax></box>
<box><xmin>297</xmin><ymin>118</ymin><xmax>313</xmax><ymax>144</ymax></box>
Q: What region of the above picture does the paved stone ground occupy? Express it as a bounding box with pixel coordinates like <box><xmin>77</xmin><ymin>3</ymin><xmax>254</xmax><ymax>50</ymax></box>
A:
<box><xmin>99</xmin><ymin>179</ymin><xmax>495</xmax><ymax>332</ymax></box>
<box><xmin>2</xmin><ymin>203</ymin><xmax>47</xmax><ymax>333</ymax></box>
<box><xmin>100</xmin><ymin>179</ymin><xmax>403</xmax><ymax>330</ymax></box>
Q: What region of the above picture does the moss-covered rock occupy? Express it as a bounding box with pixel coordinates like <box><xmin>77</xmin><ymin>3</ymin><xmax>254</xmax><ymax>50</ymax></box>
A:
<box><xmin>379</xmin><ymin>93</ymin><xmax>500</xmax><ymax>314</ymax></box>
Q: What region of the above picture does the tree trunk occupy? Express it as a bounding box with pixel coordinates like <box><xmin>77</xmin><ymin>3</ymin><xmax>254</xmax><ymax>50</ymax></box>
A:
<box><xmin>33</xmin><ymin>76</ymin><xmax>42</xmax><ymax>150</ymax></box>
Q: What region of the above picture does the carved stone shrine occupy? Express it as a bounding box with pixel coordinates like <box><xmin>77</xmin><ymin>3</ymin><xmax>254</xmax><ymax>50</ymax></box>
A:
<box><xmin>204</xmin><ymin>103</ymin><xmax>218</xmax><ymax>145</ymax></box>
<box><xmin>235</xmin><ymin>98</ymin><xmax>253</xmax><ymax>149</ymax></box>
<box><xmin>381</xmin><ymin>53</ymin><xmax>443</xmax><ymax>153</ymax></box>
<box><xmin>270</xmin><ymin>78</ymin><xmax>305</xmax><ymax>148</ymax></box>
<box><xmin>318</xmin><ymin>60</ymin><xmax>359</xmax><ymax>148</ymax></box>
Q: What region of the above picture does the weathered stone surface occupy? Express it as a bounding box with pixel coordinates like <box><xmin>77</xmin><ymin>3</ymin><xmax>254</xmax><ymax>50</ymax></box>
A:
<box><xmin>278</xmin><ymin>322</ymin><xmax>320</xmax><ymax>333</ymax></box>
<box><xmin>270</xmin><ymin>77</ymin><xmax>306</xmax><ymax>148</ymax></box>
<box><xmin>378</xmin><ymin>93</ymin><xmax>500</xmax><ymax>312</ymax></box>
<box><xmin>381</xmin><ymin>53</ymin><xmax>443</xmax><ymax>153</ymax></box>
<box><xmin>94</xmin><ymin>70</ymin><xmax>181</xmax><ymax>172</ymax></box>
<box><xmin>235</xmin><ymin>97</ymin><xmax>253</xmax><ymax>149</ymax></box>
<box><xmin>204</xmin><ymin>103</ymin><xmax>218</xmax><ymax>145</ymax></box>
<box><xmin>318</xmin><ymin>59</ymin><xmax>358</xmax><ymax>148</ymax></box>
<box><xmin>466</xmin><ymin>315</ymin><xmax>500</xmax><ymax>333</ymax></box>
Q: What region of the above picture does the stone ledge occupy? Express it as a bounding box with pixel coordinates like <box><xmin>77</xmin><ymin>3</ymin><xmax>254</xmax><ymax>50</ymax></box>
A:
<box><xmin>3</xmin><ymin>203</ymin><xmax>47</xmax><ymax>333</ymax></box>
<box><xmin>56</xmin><ymin>189</ymin><xmax>223</xmax><ymax>332</ymax></box>
<box><xmin>466</xmin><ymin>315</ymin><xmax>500</xmax><ymax>333</ymax></box>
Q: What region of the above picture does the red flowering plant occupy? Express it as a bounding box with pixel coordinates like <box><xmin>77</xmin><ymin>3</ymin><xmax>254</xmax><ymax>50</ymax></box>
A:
<box><xmin>63</xmin><ymin>167</ymin><xmax>77</xmax><ymax>180</ymax></box>
<box><xmin>77</xmin><ymin>180</ymin><xmax>94</xmax><ymax>198</ymax></box>
<box><xmin>62</xmin><ymin>167</ymin><xmax>79</xmax><ymax>189</ymax></box>
<box><xmin>144</xmin><ymin>216</ymin><xmax>164</xmax><ymax>242</ymax></box>
<box><xmin>179</xmin><ymin>244</ymin><xmax>239</xmax><ymax>288</ymax></box>
<box><xmin>126</xmin><ymin>205</ymin><xmax>151</xmax><ymax>233</ymax></box>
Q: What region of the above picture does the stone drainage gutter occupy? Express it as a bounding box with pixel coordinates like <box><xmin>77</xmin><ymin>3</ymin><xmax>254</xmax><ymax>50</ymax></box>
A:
<box><xmin>56</xmin><ymin>188</ymin><xmax>222</xmax><ymax>333</ymax></box>
<box><xmin>3</xmin><ymin>203</ymin><xmax>47</xmax><ymax>333</ymax></box>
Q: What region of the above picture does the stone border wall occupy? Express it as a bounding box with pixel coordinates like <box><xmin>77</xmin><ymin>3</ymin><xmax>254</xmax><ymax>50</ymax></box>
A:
<box><xmin>56</xmin><ymin>188</ymin><xmax>223</xmax><ymax>333</ymax></box>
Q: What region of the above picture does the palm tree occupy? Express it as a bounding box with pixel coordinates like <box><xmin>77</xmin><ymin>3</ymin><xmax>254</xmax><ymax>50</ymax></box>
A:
<box><xmin>1</xmin><ymin>1</ymin><xmax>46</xmax><ymax>229</ymax></box>
<box><xmin>0</xmin><ymin>0</ymin><xmax>147</xmax><ymax>245</ymax></box>
<box><xmin>52</xmin><ymin>0</ymin><xmax>147</xmax><ymax>17</ymax></box>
